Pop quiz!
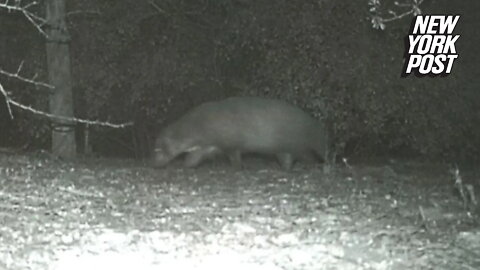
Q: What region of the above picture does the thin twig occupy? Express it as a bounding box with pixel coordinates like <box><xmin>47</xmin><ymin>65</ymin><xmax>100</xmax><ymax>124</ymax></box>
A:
<box><xmin>7</xmin><ymin>98</ymin><xmax>133</xmax><ymax>128</ymax></box>
<box><xmin>148</xmin><ymin>0</ymin><xmax>167</xmax><ymax>14</ymax></box>
<box><xmin>0</xmin><ymin>1</ymin><xmax>49</xmax><ymax>37</ymax></box>
<box><xmin>1</xmin><ymin>74</ymin><xmax>131</xmax><ymax>127</ymax></box>
<box><xmin>0</xmin><ymin>82</ymin><xmax>14</xmax><ymax>118</ymax></box>
<box><xmin>0</xmin><ymin>63</ymin><xmax>54</xmax><ymax>90</ymax></box>
<box><xmin>66</xmin><ymin>9</ymin><xmax>101</xmax><ymax>17</ymax></box>
<box><xmin>383</xmin><ymin>9</ymin><xmax>415</xmax><ymax>23</ymax></box>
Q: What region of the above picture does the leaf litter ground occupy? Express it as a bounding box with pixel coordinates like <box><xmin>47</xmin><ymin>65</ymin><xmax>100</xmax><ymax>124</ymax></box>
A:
<box><xmin>0</xmin><ymin>153</ymin><xmax>479</xmax><ymax>270</ymax></box>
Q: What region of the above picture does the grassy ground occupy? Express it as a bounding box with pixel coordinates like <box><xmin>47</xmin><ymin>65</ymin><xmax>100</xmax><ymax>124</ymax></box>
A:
<box><xmin>0</xmin><ymin>153</ymin><xmax>478</xmax><ymax>270</ymax></box>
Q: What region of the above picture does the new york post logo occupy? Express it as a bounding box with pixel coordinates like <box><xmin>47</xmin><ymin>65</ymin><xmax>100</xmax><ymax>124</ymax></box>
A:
<box><xmin>402</xmin><ymin>15</ymin><xmax>460</xmax><ymax>77</ymax></box>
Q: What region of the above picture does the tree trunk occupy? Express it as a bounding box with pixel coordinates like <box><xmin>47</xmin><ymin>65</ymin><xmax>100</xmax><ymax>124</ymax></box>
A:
<box><xmin>46</xmin><ymin>0</ymin><xmax>76</xmax><ymax>158</ymax></box>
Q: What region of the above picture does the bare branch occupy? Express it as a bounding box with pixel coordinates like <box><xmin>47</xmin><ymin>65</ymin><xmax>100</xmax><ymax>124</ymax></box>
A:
<box><xmin>22</xmin><ymin>9</ymin><xmax>48</xmax><ymax>37</ymax></box>
<box><xmin>0</xmin><ymin>1</ymin><xmax>48</xmax><ymax>37</ymax></box>
<box><xmin>6</xmin><ymin>98</ymin><xmax>133</xmax><ymax>128</ymax></box>
<box><xmin>23</xmin><ymin>1</ymin><xmax>37</xmax><ymax>10</ymax></box>
<box><xmin>0</xmin><ymin>63</ymin><xmax>54</xmax><ymax>90</ymax></box>
<box><xmin>1</xmin><ymin>87</ymin><xmax>133</xmax><ymax>127</ymax></box>
<box><xmin>369</xmin><ymin>0</ymin><xmax>424</xmax><ymax>30</ymax></box>
<box><xmin>1</xmin><ymin>86</ymin><xmax>132</xmax><ymax>127</ymax></box>
<box><xmin>0</xmin><ymin>82</ymin><xmax>14</xmax><ymax>118</ymax></box>
<box><xmin>16</xmin><ymin>61</ymin><xmax>24</xmax><ymax>75</ymax></box>
<box><xmin>1</xmin><ymin>67</ymin><xmax>131</xmax><ymax>128</ymax></box>
<box><xmin>382</xmin><ymin>9</ymin><xmax>415</xmax><ymax>23</ymax></box>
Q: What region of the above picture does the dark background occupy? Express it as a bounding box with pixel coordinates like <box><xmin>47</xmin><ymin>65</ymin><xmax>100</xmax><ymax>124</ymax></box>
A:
<box><xmin>0</xmin><ymin>0</ymin><xmax>478</xmax><ymax>162</ymax></box>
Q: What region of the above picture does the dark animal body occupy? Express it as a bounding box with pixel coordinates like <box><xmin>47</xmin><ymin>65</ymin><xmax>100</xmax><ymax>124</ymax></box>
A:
<box><xmin>153</xmin><ymin>97</ymin><xmax>327</xmax><ymax>170</ymax></box>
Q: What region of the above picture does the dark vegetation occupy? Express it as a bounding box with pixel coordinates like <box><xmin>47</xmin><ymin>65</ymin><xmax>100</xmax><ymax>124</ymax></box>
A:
<box><xmin>0</xmin><ymin>0</ymin><xmax>479</xmax><ymax>162</ymax></box>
